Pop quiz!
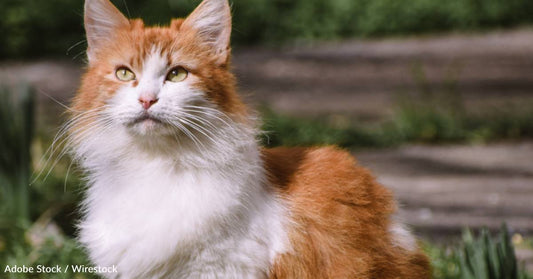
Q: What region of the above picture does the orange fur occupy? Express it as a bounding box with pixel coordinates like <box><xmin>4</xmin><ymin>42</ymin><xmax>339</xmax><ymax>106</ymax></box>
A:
<box><xmin>263</xmin><ymin>147</ymin><xmax>431</xmax><ymax>278</ymax></box>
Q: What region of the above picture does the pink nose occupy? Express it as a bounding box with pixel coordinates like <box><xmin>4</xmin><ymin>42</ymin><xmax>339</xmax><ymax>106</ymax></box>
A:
<box><xmin>139</xmin><ymin>96</ymin><xmax>158</xmax><ymax>110</ymax></box>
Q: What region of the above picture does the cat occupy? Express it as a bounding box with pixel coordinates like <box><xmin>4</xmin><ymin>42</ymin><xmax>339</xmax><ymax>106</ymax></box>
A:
<box><xmin>68</xmin><ymin>0</ymin><xmax>431</xmax><ymax>278</ymax></box>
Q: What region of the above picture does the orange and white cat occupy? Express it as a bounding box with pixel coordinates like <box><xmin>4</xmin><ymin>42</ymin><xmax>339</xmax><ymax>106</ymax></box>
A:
<box><xmin>69</xmin><ymin>0</ymin><xmax>430</xmax><ymax>278</ymax></box>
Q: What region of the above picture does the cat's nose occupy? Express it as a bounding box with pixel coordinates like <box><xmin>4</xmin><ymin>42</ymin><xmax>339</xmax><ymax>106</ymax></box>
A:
<box><xmin>139</xmin><ymin>96</ymin><xmax>158</xmax><ymax>110</ymax></box>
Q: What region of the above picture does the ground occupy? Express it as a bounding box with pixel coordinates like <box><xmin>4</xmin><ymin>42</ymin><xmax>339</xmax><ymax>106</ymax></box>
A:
<box><xmin>1</xmin><ymin>28</ymin><xmax>532</xmax><ymax>269</ymax></box>
<box><xmin>355</xmin><ymin>143</ymin><xmax>533</xmax><ymax>235</ymax></box>
<box><xmin>356</xmin><ymin>142</ymin><xmax>533</xmax><ymax>271</ymax></box>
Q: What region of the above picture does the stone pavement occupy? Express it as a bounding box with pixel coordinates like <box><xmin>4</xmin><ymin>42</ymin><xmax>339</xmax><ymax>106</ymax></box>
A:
<box><xmin>355</xmin><ymin>142</ymin><xmax>533</xmax><ymax>270</ymax></box>
<box><xmin>355</xmin><ymin>142</ymin><xmax>533</xmax><ymax>239</ymax></box>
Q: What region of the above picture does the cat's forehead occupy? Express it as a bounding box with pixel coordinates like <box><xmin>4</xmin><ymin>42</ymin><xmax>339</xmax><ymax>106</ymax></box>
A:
<box><xmin>105</xmin><ymin>19</ymin><xmax>201</xmax><ymax>70</ymax></box>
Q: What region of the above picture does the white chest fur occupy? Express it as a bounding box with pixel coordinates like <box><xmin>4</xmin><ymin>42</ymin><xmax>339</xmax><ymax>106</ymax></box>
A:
<box><xmin>79</xmin><ymin>150</ymin><xmax>287</xmax><ymax>279</ymax></box>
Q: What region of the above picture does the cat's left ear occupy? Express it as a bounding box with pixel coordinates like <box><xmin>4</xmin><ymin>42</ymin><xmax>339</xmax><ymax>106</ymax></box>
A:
<box><xmin>84</xmin><ymin>0</ymin><xmax>130</xmax><ymax>64</ymax></box>
<box><xmin>181</xmin><ymin>0</ymin><xmax>232</xmax><ymax>66</ymax></box>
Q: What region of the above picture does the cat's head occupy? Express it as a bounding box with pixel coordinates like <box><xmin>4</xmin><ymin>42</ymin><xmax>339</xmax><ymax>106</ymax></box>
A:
<box><xmin>72</xmin><ymin>0</ymin><xmax>247</xmax><ymax>141</ymax></box>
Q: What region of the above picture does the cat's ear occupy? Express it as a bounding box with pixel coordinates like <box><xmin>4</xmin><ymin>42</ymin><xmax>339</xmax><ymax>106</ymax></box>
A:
<box><xmin>181</xmin><ymin>0</ymin><xmax>232</xmax><ymax>66</ymax></box>
<box><xmin>84</xmin><ymin>0</ymin><xmax>130</xmax><ymax>63</ymax></box>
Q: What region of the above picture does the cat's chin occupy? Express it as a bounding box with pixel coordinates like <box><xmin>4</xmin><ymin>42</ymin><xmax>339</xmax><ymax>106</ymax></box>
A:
<box><xmin>127</xmin><ymin>117</ymin><xmax>172</xmax><ymax>136</ymax></box>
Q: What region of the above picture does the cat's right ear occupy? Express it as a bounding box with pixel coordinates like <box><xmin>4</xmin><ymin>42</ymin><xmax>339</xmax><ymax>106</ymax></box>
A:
<box><xmin>84</xmin><ymin>0</ymin><xmax>130</xmax><ymax>64</ymax></box>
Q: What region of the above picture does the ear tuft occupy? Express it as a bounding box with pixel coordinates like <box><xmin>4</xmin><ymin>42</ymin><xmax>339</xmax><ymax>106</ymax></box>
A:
<box><xmin>181</xmin><ymin>0</ymin><xmax>232</xmax><ymax>65</ymax></box>
<box><xmin>84</xmin><ymin>0</ymin><xmax>130</xmax><ymax>64</ymax></box>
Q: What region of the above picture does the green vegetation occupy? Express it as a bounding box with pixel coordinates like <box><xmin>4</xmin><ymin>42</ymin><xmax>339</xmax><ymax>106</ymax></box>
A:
<box><xmin>459</xmin><ymin>226</ymin><xmax>521</xmax><ymax>279</ymax></box>
<box><xmin>261</xmin><ymin>65</ymin><xmax>533</xmax><ymax>148</ymax></box>
<box><xmin>0</xmin><ymin>85</ymin><xmax>34</xmax><ymax>226</ymax></box>
<box><xmin>260</xmin><ymin>100</ymin><xmax>533</xmax><ymax>149</ymax></box>
<box><xmin>2</xmin><ymin>0</ymin><xmax>533</xmax><ymax>59</ymax></box>
<box><xmin>427</xmin><ymin>225</ymin><xmax>532</xmax><ymax>279</ymax></box>
<box><xmin>0</xmin><ymin>86</ymin><xmax>94</xmax><ymax>279</ymax></box>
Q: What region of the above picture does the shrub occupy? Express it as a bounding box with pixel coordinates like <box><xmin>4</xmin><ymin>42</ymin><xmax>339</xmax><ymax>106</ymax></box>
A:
<box><xmin>3</xmin><ymin>0</ymin><xmax>533</xmax><ymax>59</ymax></box>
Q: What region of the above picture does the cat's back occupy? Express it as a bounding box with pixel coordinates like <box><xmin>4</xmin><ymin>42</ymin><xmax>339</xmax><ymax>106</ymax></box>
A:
<box><xmin>262</xmin><ymin>146</ymin><xmax>430</xmax><ymax>278</ymax></box>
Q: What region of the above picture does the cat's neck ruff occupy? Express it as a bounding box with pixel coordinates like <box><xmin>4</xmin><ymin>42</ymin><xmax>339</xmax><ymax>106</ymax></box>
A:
<box><xmin>76</xmin><ymin>123</ymin><xmax>288</xmax><ymax>278</ymax></box>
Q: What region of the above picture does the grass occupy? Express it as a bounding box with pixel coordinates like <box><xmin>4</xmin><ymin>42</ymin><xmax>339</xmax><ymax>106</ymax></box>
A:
<box><xmin>260</xmin><ymin>65</ymin><xmax>533</xmax><ymax>149</ymax></box>
<box><xmin>260</xmin><ymin>106</ymin><xmax>383</xmax><ymax>148</ymax></box>
<box><xmin>260</xmin><ymin>103</ymin><xmax>533</xmax><ymax>149</ymax></box>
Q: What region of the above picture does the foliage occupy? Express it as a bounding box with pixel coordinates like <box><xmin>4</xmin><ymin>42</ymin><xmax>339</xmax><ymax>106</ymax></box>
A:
<box><xmin>459</xmin><ymin>225</ymin><xmax>521</xmax><ymax>279</ymax></box>
<box><xmin>0</xmin><ymin>85</ymin><xmax>93</xmax><ymax>278</ymax></box>
<box><xmin>260</xmin><ymin>107</ymin><xmax>381</xmax><ymax>148</ymax></box>
<box><xmin>260</xmin><ymin>102</ymin><xmax>533</xmax><ymax>149</ymax></box>
<box><xmin>427</xmin><ymin>224</ymin><xmax>532</xmax><ymax>279</ymax></box>
<box><xmin>426</xmin><ymin>243</ymin><xmax>462</xmax><ymax>279</ymax></box>
<box><xmin>0</xmin><ymin>0</ymin><xmax>85</xmax><ymax>60</ymax></box>
<box><xmin>1</xmin><ymin>225</ymin><xmax>96</xmax><ymax>279</ymax></box>
<box><xmin>0</xmin><ymin>85</ymin><xmax>34</xmax><ymax>227</ymax></box>
<box><xmin>3</xmin><ymin>0</ymin><xmax>533</xmax><ymax>59</ymax></box>
<box><xmin>260</xmin><ymin>64</ymin><xmax>533</xmax><ymax>148</ymax></box>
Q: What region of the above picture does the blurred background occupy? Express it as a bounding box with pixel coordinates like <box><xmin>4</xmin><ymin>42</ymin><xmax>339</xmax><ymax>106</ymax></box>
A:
<box><xmin>1</xmin><ymin>0</ymin><xmax>533</xmax><ymax>278</ymax></box>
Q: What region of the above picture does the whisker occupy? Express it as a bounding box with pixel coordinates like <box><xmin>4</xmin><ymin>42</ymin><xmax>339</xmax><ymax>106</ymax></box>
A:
<box><xmin>177</xmin><ymin>117</ymin><xmax>218</xmax><ymax>145</ymax></box>
<box><xmin>33</xmin><ymin>107</ymin><xmax>114</xmax><ymax>184</ymax></box>
<box><xmin>66</xmin><ymin>39</ymin><xmax>87</xmax><ymax>56</ymax></box>
<box><xmin>39</xmin><ymin>119</ymin><xmax>112</xmax><ymax>183</ymax></box>
<box><xmin>64</xmin><ymin>158</ymin><xmax>75</xmax><ymax>193</ymax></box>
<box><xmin>36</xmin><ymin>88</ymin><xmax>76</xmax><ymax>112</ymax></box>
<box><xmin>181</xmin><ymin>107</ymin><xmax>233</xmax><ymax>127</ymax></box>
<box><xmin>171</xmin><ymin>121</ymin><xmax>206</xmax><ymax>151</ymax></box>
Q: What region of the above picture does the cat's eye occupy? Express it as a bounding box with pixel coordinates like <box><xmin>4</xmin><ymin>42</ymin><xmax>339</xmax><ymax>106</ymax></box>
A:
<box><xmin>166</xmin><ymin>67</ymin><xmax>188</xmax><ymax>83</ymax></box>
<box><xmin>115</xmin><ymin>67</ymin><xmax>136</xmax><ymax>81</ymax></box>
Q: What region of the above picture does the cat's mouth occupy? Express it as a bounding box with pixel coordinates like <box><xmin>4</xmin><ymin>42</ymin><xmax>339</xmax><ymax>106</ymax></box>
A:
<box><xmin>131</xmin><ymin>114</ymin><xmax>163</xmax><ymax>125</ymax></box>
<box><xmin>127</xmin><ymin>113</ymin><xmax>169</xmax><ymax>135</ymax></box>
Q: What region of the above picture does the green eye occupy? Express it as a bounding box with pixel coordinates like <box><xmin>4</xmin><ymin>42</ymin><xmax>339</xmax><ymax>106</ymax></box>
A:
<box><xmin>115</xmin><ymin>67</ymin><xmax>135</xmax><ymax>81</ymax></box>
<box><xmin>166</xmin><ymin>67</ymin><xmax>188</xmax><ymax>82</ymax></box>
